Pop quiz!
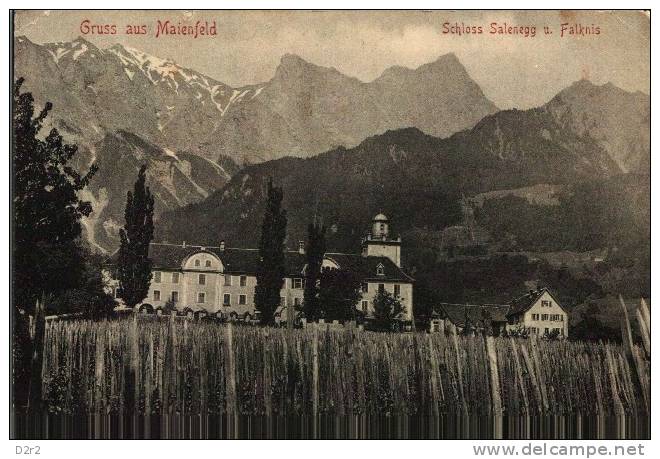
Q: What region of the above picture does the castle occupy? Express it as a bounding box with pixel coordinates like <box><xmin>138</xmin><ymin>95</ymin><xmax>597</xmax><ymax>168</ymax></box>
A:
<box><xmin>106</xmin><ymin>214</ymin><xmax>414</xmax><ymax>322</ymax></box>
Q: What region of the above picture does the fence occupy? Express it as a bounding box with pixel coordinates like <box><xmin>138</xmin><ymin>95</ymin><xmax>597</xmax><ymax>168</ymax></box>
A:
<box><xmin>40</xmin><ymin>314</ymin><xmax>649</xmax><ymax>422</ymax></box>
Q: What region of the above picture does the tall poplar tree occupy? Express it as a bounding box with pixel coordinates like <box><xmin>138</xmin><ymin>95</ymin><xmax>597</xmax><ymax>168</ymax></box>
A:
<box><xmin>117</xmin><ymin>165</ymin><xmax>155</xmax><ymax>308</ymax></box>
<box><xmin>255</xmin><ymin>178</ymin><xmax>287</xmax><ymax>325</ymax></box>
<box><xmin>302</xmin><ymin>219</ymin><xmax>326</xmax><ymax>321</ymax></box>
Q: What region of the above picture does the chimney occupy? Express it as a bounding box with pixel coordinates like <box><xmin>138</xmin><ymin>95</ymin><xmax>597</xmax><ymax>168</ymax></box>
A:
<box><xmin>298</xmin><ymin>240</ymin><xmax>305</xmax><ymax>255</ymax></box>
<box><xmin>220</xmin><ymin>240</ymin><xmax>225</xmax><ymax>251</ymax></box>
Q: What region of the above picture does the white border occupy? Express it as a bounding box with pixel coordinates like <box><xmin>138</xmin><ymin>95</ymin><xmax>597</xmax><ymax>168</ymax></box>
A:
<box><xmin>1</xmin><ymin>2</ymin><xmax>655</xmax><ymax>456</ymax></box>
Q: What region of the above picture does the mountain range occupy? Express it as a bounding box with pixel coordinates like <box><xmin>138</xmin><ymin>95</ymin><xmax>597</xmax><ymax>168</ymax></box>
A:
<box><xmin>14</xmin><ymin>35</ymin><xmax>502</xmax><ymax>249</ymax></box>
<box><xmin>13</xmin><ymin>36</ymin><xmax>649</xmax><ymax>260</ymax></box>
<box><xmin>158</xmin><ymin>77</ymin><xmax>648</xmax><ymax>249</ymax></box>
<box><xmin>14</xmin><ymin>36</ymin><xmax>499</xmax><ymax>163</ymax></box>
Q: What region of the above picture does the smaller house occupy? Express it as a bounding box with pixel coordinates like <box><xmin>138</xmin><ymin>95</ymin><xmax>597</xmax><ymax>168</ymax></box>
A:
<box><xmin>506</xmin><ymin>288</ymin><xmax>568</xmax><ymax>337</ymax></box>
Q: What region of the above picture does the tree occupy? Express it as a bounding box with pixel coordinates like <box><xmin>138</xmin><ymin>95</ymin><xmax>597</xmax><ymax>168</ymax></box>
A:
<box><xmin>302</xmin><ymin>219</ymin><xmax>326</xmax><ymax>321</ymax></box>
<box><xmin>372</xmin><ymin>290</ymin><xmax>404</xmax><ymax>331</ymax></box>
<box><xmin>12</xmin><ymin>78</ymin><xmax>97</xmax><ymax>410</ymax></box>
<box><xmin>319</xmin><ymin>268</ymin><xmax>362</xmax><ymax>322</ymax></box>
<box><xmin>255</xmin><ymin>178</ymin><xmax>287</xmax><ymax>325</ymax></box>
<box><xmin>117</xmin><ymin>165</ymin><xmax>155</xmax><ymax>309</ymax></box>
<box><xmin>49</xmin><ymin>253</ymin><xmax>116</xmax><ymax>319</ymax></box>
<box><xmin>12</xmin><ymin>78</ymin><xmax>97</xmax><ymax>312</ymax></box>
<box><xmin>570</xmin><ymin>316</ymin><xmax>619</xmax><ymax>342</ymax></box>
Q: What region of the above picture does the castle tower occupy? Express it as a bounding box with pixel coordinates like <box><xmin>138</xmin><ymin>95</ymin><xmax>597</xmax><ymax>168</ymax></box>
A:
<box><xmin>372</xmin><ymin>213</ymin><xmax>389</xmax><ymax>239</ymax></box>
<box><xmin>362</xmin><ymin>213</ymin><xmax>402</xmax><ymax>267</ymax></box>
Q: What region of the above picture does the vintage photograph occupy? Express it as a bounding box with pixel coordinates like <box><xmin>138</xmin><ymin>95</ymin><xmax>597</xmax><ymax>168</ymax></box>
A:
<box><xmin>10</xmin><ymin>10</ymin><xmax>650</xmax><ymax>440</ymax></box>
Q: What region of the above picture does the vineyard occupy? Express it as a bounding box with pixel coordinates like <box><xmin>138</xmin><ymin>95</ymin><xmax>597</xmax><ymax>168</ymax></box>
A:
<box><xmin>22</xmin><ymin>314</ymin><xmax>649</xmax><ymax>439</ymax></box>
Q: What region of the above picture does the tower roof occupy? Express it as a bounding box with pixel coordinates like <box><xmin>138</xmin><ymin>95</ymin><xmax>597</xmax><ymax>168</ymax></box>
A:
<box><xmin>373</xmin><ymin>213</ymin><xmax>388</xmax><ymax>222</ymax></box>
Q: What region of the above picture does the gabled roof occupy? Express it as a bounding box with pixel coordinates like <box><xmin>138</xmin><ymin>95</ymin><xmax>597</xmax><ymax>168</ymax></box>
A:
<box><xmin>436</xmin><ymin>303</ymin><xmax>510</xmax><ymax>328</ymax></box>
<box><xmin>506</xmin><ymin>287</ymin><xmax>562</xmax><ymax>317</ymax></box>
<box><xmin>107</xmin><ymin>243</ymin><xmax>413</xmax><ymax>282</ymax></box>
<box><xmin>324</xmin><ymin>253</ymin><xmax>413</xmax><ymax>283</ymax></box>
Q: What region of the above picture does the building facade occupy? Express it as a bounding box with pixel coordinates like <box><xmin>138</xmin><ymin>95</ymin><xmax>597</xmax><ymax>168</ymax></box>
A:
<box><xmin>505</xmin><ymin>288</ymin><xmax>569</xmax><ymax>337</ymax></box>
<box><xmin>106</xmin><ymin>214</ymin><xmax>414</xmax><ymax>321</ymax></box>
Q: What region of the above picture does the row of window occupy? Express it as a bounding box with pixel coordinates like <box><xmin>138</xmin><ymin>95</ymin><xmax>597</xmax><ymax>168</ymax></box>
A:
<box><xmin>531</xmin><ymin>313</ymin><xmax>564</xmax><ymax>322</ymax></box>
<box><xmin>152</xmin><ymin>272</ymin><xmax>403</xmax><ymax>295</ymax></box>
<box><xmin>153</xmin><ymin>271</ymin><xmax>249</xmax><ymax>287</ymax></box>
<box><xmin>361</xmin><ymin>283</ymin><xmax>401</xmax><ymax>296</ymax></box>
<box><xmin>152</xmin><ymin>290</ymin><xmax>251</xmax><ymax>306</ymax></box>
<box><xmin>148</xmin><ymin>288</ymin><xmax>402</xmax><ymax>310</ymax></box>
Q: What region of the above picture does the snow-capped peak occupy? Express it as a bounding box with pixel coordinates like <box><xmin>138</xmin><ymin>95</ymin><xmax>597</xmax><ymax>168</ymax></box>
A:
<box><xmin>44</xmin><ymin>37</ymin><xmax>97</xmax><ymax>63</ymax></box>
<box><xmin>108</xmin><ymin>44</ymin><xmax>182</xmax><ymax>86</ymax></box>
<box><xmin>105</xmin><ymin>42</ymin><xmax>266</xmax><ymax>114</ymax></box>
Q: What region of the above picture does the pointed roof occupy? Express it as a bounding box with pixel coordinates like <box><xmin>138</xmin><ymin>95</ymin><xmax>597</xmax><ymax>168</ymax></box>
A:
<box><xmin>436</xmin><ymin>303</ymin><xmax>510</xmax><ymax>327</ymax></box>
<box><xmin>506</xmin><ymin>287</ymin><xmax>562</xmax><ymax>317</ymax></box>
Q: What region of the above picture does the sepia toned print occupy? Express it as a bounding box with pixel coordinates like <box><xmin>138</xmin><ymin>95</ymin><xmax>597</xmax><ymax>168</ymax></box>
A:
<box><xmin>11</xmin><ymin>10</ymin><xmax>649</xmax><ymax>440</ymax></box>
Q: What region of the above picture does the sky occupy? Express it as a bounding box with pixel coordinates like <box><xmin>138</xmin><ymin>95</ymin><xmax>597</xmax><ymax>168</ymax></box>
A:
<box><xmin>14</xmin><ymin>10</ymin><xmax>649</xmax><ymax>109</ymax></box>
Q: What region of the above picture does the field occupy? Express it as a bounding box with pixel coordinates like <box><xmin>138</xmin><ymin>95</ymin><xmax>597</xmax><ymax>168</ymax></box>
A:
<box><xmin>29</xmin><ymin>316</ymin><xmax>650</xmax><ymax>439</ymax></box>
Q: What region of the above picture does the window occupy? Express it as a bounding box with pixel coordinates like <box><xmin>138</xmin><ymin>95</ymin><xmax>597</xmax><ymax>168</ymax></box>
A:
<box><xmin>223</xmin><ymin>294</ymin><xmax>231</xmax><ymax>306</ymax></box>
<box><xmin>394</xmin><ymin>284</ymin><xmax>401</xmax><ymax>297</ymax></box>
<box><xmin>376</xmin><ymin>263</ymin><xmax>385</xmax><ymax>276</ymax></box>
<box><xmin>197</xmin><ymin>292</ymin><xmax>206</xmax><ymax>304</ymax></box>
<box><xmin>240</xmin><ymin>275</ymin><xmax>247</xmax><ymax>287</ymax></box>
<box><xmin>293</xmin><ymin>278</ymin><xmax>303</xmax><ymax>289</ymax></box>
<box><xmin>541</xmin><ymin>300</ymin><xmax>551</xmax><ymax>307</ymax></box>
<box><xmin>205</xmin><ymin>260</ymin><xmax>212</xmax><ymax>267</ymax></box>
<box><xmin>224</xmin><ymin>274</ymin><xmax>232</xmax><ymax>286</ymax></box>
<box><xmin>294</xmin><ymin>297</ymin><xmax>301</xmax><ymax>306</ymax></box>
<box><xmin>171</xmin><ymin>291</ymin><xmax>179</xmax><ymax>303</ymax></box>
<box><xmin>114</xmin><ymin>287</ymin><xmax>122</xmax><ymax>299</ymax></box>
<box><xmin>172</xmin><ymin>272</ymin><xmax>179</xmax><ymax>284</ymax></box>
<box><xmin>153</xmin><ymin>290</ymin><xmax>161</xmax><ymax>301</ymax></box>
<box><xmin>239</xmin><ymin>294</ymin><xmax>247</xmax><ymax>305</ymax></box>
<box><xmin>378</xmin><ymin>284</ymin><xmax>385</xmax><ymax>293</ymax></box>
<box><xmin>361</xmin><ymin>282</ymin><xmax>369</xmax><ymax>293</ymax></box>
<box><xmin>195</xmin><ymin>259</ymin><xmax>201</xmax><ymax>267</ymax></box>
<box><xmin>198</xmin><ymin>274</ymin><xmax>206</xmax><ymax>285</ymax></box>
<box><xmin>541</xmin><ymin>314</ymin><xmax>548</xmax><ymax>321</ymax></box>
<box><xmin>280</xmin><ymin>297</ymin><xmax>286</xmax><ymax>306</ymax></box>
<box><xmin>532</xmin><ymin>314</ymin><xmax>539</xmax><ymax>321</ymax></box>
<box><xmin>362</xmin><ymin>301</ymin><xmax>368</xmax><ymax>312</ymax></box>
<box><xmin>544</xmin><ymin>327</ymin><xmax>549</xmax><ymax>335</ymax></box>
<box><xmin>154</xmin><ymin>271</ymin><xmax>161</xmax><ymax>283</ymax></box>
<box><xmin>560</xmin><ymin>315</ymin><xmax>564</xmax><ymax>322</ymax></box>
